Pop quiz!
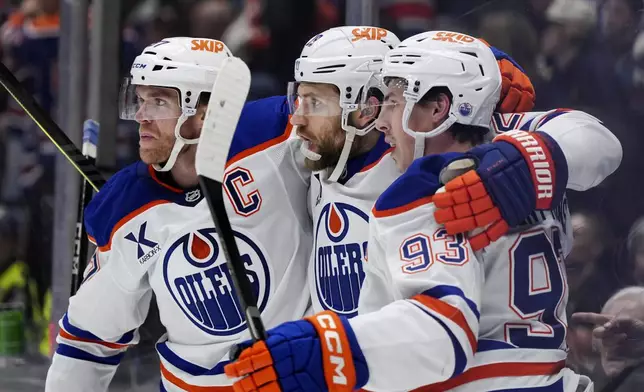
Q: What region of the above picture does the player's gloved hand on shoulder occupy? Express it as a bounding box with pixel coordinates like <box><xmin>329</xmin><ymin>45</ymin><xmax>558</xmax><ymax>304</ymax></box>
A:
<box><xmin>224</xmin><ymin>311</ymin><xmax>369</xmax><ymax>392</ymax></box>
<box><xmin>481</xmin><ymin>40</ymin><xmax>535</xmax><ymax>113</ymax></box>
<box><xmin>434</xmin><ymin>130</ymin><xmax>568</xmax><ymax>251</ymax></box>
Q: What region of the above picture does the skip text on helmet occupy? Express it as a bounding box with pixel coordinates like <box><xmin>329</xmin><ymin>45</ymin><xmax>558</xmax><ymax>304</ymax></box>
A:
<box><xmin>431</xmin><ymin>31</ymin><xmax>476</xmax><ymax>44</ymax></box>
<box><xmin>191</xmin><ymin>39</ymin><xmax>225</xmax><ymax>53</ymax></box>
<box><xmin>351</xmin><ymin>27</ymin><xmax>388</xmax><ymax>42</ymax></box>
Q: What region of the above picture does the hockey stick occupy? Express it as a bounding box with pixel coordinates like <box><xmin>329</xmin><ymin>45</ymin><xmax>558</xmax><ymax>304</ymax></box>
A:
<box><xmin>70</xmin><ymin>120</ymin><xmax>99</xmax><ymax>295</ymax></box>
<box><xmin>195</xmin><ymin>57</ymin><xmax>267</xmax><ymax>342</ymax></box>
<box><xmin>0</xmin><ymin>61</ymin><xmax>106</xmax><ymax>191</ymax></box>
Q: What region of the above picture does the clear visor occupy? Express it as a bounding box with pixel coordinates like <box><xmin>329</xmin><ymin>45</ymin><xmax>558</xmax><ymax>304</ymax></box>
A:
<box><xmin>119</xmin><ymin>77</ymin><xmax>183</xmax><ymax>121</ymax></box>
<box><xmin>287</xmin><ymin>81</ymin><xmax>343</xmax><ymax>117</ymax></box>
<box><xmin>287</xmin><ymin>77</ymin><xmax>392</xmax><ymax>118</ymax></box>
<box><xmin>378</xmin><ymin>77</ymin><xmax>411</xmax><ymax>117</ymax></box>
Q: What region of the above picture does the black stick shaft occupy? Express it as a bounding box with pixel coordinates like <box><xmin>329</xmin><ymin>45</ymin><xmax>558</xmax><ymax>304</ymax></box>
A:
<box><xmin>198</xmin><ymin>175</ymin><xmax>267</xmax><ymax>342</ymax></box>
<box><xmin>0</xmin><ymin>61</ymin><xmax>106</xmax><ymax>190</ymax></box>
<box><xmin>70</xmin><ymin>156</ymin><xmax>96</xmax><ymax>295</ymax></box>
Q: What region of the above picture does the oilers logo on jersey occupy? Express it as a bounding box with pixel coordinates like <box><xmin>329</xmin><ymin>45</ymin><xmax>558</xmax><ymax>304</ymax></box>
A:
<box><xmin>163</xmin><ymin>227</ymin><xmax>271</xmax><ymax>336</ymax></box>
<box><xmin>314</xmin><ymin>202</ymin><xmax>368</xmax><ymax>317</ymax></box>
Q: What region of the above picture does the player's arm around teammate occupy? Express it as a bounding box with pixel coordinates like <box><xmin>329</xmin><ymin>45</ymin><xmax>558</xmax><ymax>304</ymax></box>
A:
<box><xmin>436</xmin><ymin>50</ymin><xmax>622</xmax><ymax>249</ymax></box>
<box><xmin>221</xmin><ymin>32</ymin><xmax>497</xmax><ymax>392</ymax></box>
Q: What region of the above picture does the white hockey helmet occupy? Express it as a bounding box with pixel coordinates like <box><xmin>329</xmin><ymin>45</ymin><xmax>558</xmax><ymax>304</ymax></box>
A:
<box><xmin>119</xmin><ymin>37</ymin><xmax>232</xmax><ymax>172</ymax></box>
<box><xmin>381</xmin><ymin>31</ymin><xmax>502</xmax><ymax>159</ymax></box>
<box><xmin>289</xmin><ymin>26</ymin><xmax>400</xmax><ymax>182</ymax></box>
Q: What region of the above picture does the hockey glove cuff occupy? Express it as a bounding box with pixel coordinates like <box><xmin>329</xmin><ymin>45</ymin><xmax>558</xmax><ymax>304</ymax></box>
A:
<box><xmin>225</xmin><ymin>311</ymin><xmax>369</xmax><ymax>392</ymax></box>
<box><xmin>433</xmin><ymin>130</ymin><xmax>568</xmax><ymax>250</ymax></box>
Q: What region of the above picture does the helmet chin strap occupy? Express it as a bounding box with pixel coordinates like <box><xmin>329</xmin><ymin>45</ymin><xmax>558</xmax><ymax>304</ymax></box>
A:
<box><xmin>328</xmin><ymin>128</ymin><xmax>355</xmax><ymax>182</ymax></box>
<box><xmin>402</xmin><ymin>101</ymin><xmax>458</xmax><ymax>160</ymax></box>
<box><xmin>153</xmin><ymin>113</ymin><xmax>200</xmax><ymax>172</ymax></box>
<box><xmin>327</xmin><ymin>109</ymin><xmax>376</xmax><ymax>183</ymax></box>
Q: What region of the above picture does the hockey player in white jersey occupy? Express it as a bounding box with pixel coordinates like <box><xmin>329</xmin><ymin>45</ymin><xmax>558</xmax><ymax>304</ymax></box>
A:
<box><xmin>290</xmin><ymin>27</ymin><xmax>621</xmax><ymax>321</ymax></box>
<box><xmin>45</xmin><ymin>38</ymin><xmax>314</xmax><ymax>391</ymax></box>
<box><xmin>287</xmin><ymin>26</ymin><xmax>556</xmax><ymax>320</ymax></box>
<box><xmin>223</xmin><ymin>31</ymin><xmax>620</xmax><ymax>391</ymax></box>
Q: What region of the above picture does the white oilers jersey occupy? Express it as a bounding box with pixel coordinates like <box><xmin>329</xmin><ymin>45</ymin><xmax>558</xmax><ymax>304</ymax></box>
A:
<box><xmin>308</xmin><ymin>136</ymin><xmax>398</xmax><ymax>318</ymax></box>
<box><xmin>308</xmin><ymin>108</ymin><xmax>621</xmax><ymax>321</ymax></box>
<box><xmin>45</xmin><ymin>96</ymin><xmax>313</xmax><ymax>392</ymax></box>
<box><xmin>355</xmin><ymin>154</ymin><xmax>579</xmax><ymax>392</ymax></box>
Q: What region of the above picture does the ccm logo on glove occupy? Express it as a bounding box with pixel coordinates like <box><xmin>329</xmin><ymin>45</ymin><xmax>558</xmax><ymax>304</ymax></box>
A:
<box><xmin>308</xmin><ymin>311</ymin><xmax>356</xmax><ymax>391</ymax></box>
<box><xmin>494</xmin><ymin>130</ymin><xmax>554</xmax><ymax>208</ymax></box>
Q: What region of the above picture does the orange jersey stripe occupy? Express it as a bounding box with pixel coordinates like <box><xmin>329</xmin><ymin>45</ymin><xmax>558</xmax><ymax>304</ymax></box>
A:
<box><xmin>372</xmin><ymin>195</ymin><xmax>434</xmax><ymax>218</ymax></box>
<box><xmin>160</xmin><ymin>362</ymin><xmax>233</xmax><ymax>391</ymax></box>
<box><xmin>58</xmin><ymin>329</ymin><xmax>129</xmax><ymax>350</ymax></box>
<box><xmin>226</xmin><ymin>122</ymin><xmax>293</xmax><ymax>168</ymax></box>
<box><xmin>359</xmin><ymin>147</ymin><xmax>393</xmax><ymax>173</ymax></box>
<box><xmin>98</xmin><ymin>200</ymin><xmax>170</xmax><ymax>252</ymax></box>
<box><xmin>413</xmin><ymin>360</ymin><xmax>566</xmax><ymax>392</ymax></box>
<box><xmin>148</xmin><ymin>165</ymin><xmax>183</xmax><ymax>193</ymax></box>
<box><xmin>412</xmin><ymin>294</ymin><xmax>477</xmax><ymax>353</ymax></box>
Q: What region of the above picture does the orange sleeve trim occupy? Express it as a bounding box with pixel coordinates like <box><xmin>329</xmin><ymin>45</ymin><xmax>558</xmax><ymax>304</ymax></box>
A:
<box><xmin>148</xmin><ymin>165</ymin><xmax>183</xmax><ymax>193</ymax></box>
<box><xmin>359</xmin><ymin>147</ymin><xmax>393</xmax><ymax>173</ymax></box>
<box><xmin>412</xmin><ymin>360</ymin><xmax>566</xmax><ymax>392</ymax></box>
<box><xmin>226</xmin><ymin>121</ymin><xmax>293</xmax><ymax>168</ymax></box>
<box><xmin>87</xmin><ymin>235</ymin><xmax>97</xmax><ymax>245</ymax></box>
<box><xmin>160</xmin><ymin>362</ymin><xmax>234</xmax><ymax>391</ymax></box>
<box><xmin>412</xmin><ymin>294</ymin><xmax>477</xmax><ymax>354</ymax></box>
<box><xmin>372</xmin><ymin>195</ymin><xmax>434</xmax><ymax>218</ymax></box>
<box><xmin>98</xmin><ymin>199</ymin><xmax>170</xmax><ymax>252</ymax></box>
<box><xmin>59</xmin><ymin>329</ymin><xmax>129</xmax><ymax>350</ymax></box>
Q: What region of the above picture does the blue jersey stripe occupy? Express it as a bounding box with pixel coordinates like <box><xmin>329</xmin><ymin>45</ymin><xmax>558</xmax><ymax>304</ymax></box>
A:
<box><xmin>56</xmin><ymin>343</ymin><xmax>124</xmax><ymax>366</ymax></box>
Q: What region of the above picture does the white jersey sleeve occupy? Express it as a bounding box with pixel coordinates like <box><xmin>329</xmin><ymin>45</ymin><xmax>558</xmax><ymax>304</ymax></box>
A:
<box><xmin>46</xmin><ymin>167</ymin><xmax>156</xmax><ymax>392</ymax></box>
<box><xmin>353</xmin><ymin>156</ymin><xmax>483</xmax><ymax>391</ymax></box>
<box><xmin>492</xmin><ymin>109</ymin><xmax>622</xmax><ymax>191</ymax></box>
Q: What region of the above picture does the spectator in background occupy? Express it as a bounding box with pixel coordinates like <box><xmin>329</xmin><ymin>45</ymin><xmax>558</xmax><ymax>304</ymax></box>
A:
<box><xmin>379</xmin><ymin>0</ymin><xmax>436</xmax><ymax>39</ymax></box>
<box><xmin>525</xmin><ymin>0</ymin><xmax>555</xmax><ymax>36</ymax></box>
<box><xmin>223</xmin><ymin>0</ymin><xmax>340</xmax><ymax>99</ymax></box>
<box><xmin>616</xmin><ymin>31</ymin><xmax>644</xmax><ymax>121</ymax></box>
<box><xmin>568</xmin><ymin>312</ymin><xmax>601</xmax><ymax>379</ymax></box>
<box><xmin>582</xmin><ymin>0</ymin><xmax>643</xmax><ymax>112</ymax></box>
<box><xmin>598</xmin><ymin>0</ymin><xmax>641</xmax><ymax>58</ymax></box>
<box><xmin>533</xmin><ymin>0</ymin><xmax>600</xmax><ymax>109</ymax></box>
<box><xmin>189</xmin><ymin>0</ymin><xmax>234</xmax><ymax>40</ymax></box>
<box><xmin>627</xmin><ymin>217</ymin><xmax>644</xmax><ymax>284</ymax></box>
<box><xmin>573</xmin><ymin>287</ymin><xmax>644</xmax><ymax>391</ymax></box>
<box><xmin>566</xmin><ymin>211</ymin><xmax>618</xmax><ymax>316</ymax></box>
<box><xmin>565</xmin><ymin>211</ymin><xmax>616</xmax><ymax>378</ymax></box>
<box><xmin>478</xmin><ymin>10</ymin><xmax>539</xmax><ymax>78</ymax></box>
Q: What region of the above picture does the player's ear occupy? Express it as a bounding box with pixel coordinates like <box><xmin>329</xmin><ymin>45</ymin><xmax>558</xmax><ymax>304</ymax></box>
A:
<box><xmin>356</xmin><ymin>95</ymin><xmax>380</xmax><ymax>125</ymax></box>
<box><xmin>433</xmin><ymin>93</ymin><xmax>451</xmax><ymax>121</ymax></box>
<box><xmin>196</xmin><ymin>103</ymin><xmax>208</xmax><ymax>125</ymax></box>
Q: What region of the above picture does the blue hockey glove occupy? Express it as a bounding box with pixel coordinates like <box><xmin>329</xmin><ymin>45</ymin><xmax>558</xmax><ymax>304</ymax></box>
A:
<box><xmin>225</xmin><ymin>311</ymin><xmax>369</xmax><ymax>392</ymax></box>
<box><xmin>434</xmin><ymin>130</ymin><xmax>568</xmax><ymax>250</ymax></box>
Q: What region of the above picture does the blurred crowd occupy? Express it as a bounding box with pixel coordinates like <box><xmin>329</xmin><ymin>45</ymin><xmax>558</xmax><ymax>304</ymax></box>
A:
<box><xmin>0</xmin><ymin>0</ymin><xmax>644</xmax><ymax>390</ymax></box>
